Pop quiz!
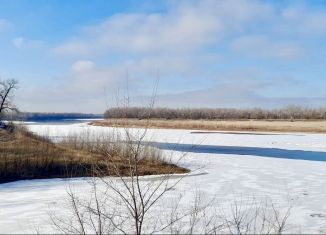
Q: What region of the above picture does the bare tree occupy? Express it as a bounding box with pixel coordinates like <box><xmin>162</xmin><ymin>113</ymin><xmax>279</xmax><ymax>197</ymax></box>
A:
<box><xmin>51</xmin><ymin>128</ymin><xmax>189</xmax><ymax>234</ymax></box>
<box><xmin>218</xmin><ymin>196</ymin><xmax>294</xmax><ymax>234</ymax></box>
<box><xmin>51</xmin><ymin>75</ymin><xmax>195</xmax><ymax>234</ymax></box>
<box><xmin>0</xmin><ymin>79</ymin><xmax>19</xmax><ymax>118</ymax></box>
<box><xmin>51</xmin><ymin>74</ymin><xmax>294</xmax><ymax>234</ymax></box>
<box><xmin>51</xmin><ymin>125</ymin><xmax>294</xmax><ymax>234</ymax></box>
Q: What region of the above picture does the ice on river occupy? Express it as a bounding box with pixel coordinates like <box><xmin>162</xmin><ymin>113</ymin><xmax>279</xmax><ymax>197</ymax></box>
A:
<box><xmin>1</xmin><ymin>123</ymin><xmax>326</xmax><ymax>233</ymax></box>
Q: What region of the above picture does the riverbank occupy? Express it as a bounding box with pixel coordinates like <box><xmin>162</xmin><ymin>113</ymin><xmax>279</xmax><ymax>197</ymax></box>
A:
<box><xmin>3</xmin><ymin>123</ymin><xmax>326</xmax><ymax>233</ymax></box>
<box><xmin>0</xmin><ymin>127</ymin><xmax>188</xmax><ymax>184</ymax></box>
<box><xmin>91</xmin><ymin>119</ymin><xmax>326</xmax><ymax>133</ymax></box>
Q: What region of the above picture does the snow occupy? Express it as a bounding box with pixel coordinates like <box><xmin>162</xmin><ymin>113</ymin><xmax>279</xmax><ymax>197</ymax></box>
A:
<box><xmin>1</xmin><ymin>122</ymin><xmax>326</xmax><ymax>233</ymax></box>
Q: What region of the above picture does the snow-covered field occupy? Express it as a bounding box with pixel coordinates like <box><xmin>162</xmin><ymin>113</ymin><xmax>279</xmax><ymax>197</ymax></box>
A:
<box><xmin>1</xmin><ymin>122</ymin><xmax>326</xmax><ymax>233</ymax></box>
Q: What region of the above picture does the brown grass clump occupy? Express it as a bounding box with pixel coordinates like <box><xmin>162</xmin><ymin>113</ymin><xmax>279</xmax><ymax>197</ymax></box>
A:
<box><xmin>59</xmin><ymin>132</ymin><xmax>188</xmax><ymax>177</ymax></box>
<box><xmin>0</xmin><ymin>127</ymin><xmax>188</xmax><ymax>184</ymax></box>
<box><xmin>0</xmin><ymin>127</ymin><xmax>99</xmax><ymax>183</ymax></box>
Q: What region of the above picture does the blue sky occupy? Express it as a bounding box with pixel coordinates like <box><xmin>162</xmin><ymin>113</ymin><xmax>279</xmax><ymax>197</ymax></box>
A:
<box><xmin>1</xmin><ymin>0</ymin><xmax>326</xmax><ymax>113</ymax></box>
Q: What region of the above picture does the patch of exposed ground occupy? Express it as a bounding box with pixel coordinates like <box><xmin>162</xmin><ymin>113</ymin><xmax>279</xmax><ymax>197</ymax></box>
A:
<box><xmin>91</xmin><ymin>119</ymin><xmax>326</xmax><ymax>133</ymax></box>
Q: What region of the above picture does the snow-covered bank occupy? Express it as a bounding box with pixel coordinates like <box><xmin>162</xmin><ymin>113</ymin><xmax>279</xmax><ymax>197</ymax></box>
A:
<box><xmin>28</xmin><ymin>122</ymin><xmax>326</xmax><ymax>152</ymax></box>
<box><xmin>1</xmin><ymin>123</ymin><xmax>326</xmax><ymax>233</ymax></box>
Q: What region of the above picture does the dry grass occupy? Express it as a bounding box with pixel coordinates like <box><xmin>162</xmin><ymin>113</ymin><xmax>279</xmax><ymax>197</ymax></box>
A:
<box><xmin>0</xmin><ymin>127</ymin><xmax>188</xmax><ymax>184</ymax></box>
<box><xmin>59</xmin><ymin>132</ymin><xmax>188</xmax><ymax>177</ymax></box>
<box><xmin>91</xmin><ymin>118</ymin><xmax>326</xmax><ymax>133</ymax></box>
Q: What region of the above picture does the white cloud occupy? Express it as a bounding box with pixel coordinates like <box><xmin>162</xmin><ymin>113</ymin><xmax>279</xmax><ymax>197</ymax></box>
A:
<box><xmin>54</xmin><ymin>41</ymin><xmax>90</xmax><ymax>55</ymax></box>
<box><xmin>17</xmin><ymin>64</ymin><xmax>127</xmax><ymax>112</ymax></box>
<box><xmin>71</xmin><ymin>60</ymin><xmax>96</xmax><ymax>73</ymax></box>
<box><xmin>231</xmin><ymin>35</ymin><xmax>302</xmax><ymax>59</ymax></box>
<box><xmin>300</xmin><ymin>13</ymin><xmax>326</xmax><ymax>34</ymax></box>
<box><xmin>13</xmin><ymin>37</ymin><xmax>23</xmax><ymax>48</ymax></box>
<box><xmin>0</xmin><ymin>19</ymin><xmax>11</xmax><ymax>31</ymax></box>
<box><xmin>53</xmin><ymin>0</ymin><xmax>273</xmax><ymax>56</ymax></box>
<box><xmin>12</xmin><ymin>37</ymin><xmax>44</xmax><ymax>49</ymax></box>
<box><xmin>153</xmin><ymin>87</ymin><xmax>326</xmax><ymax>109</ymax></box>
<box><xmin>18</xmin><ymin>0</ymin><xmax>326</xmax><ymax>112</ymax></box>
<box><xmin>281</xmin><ymin>6</ymin><xmax>326</xmax><ymax>35</ymax></box>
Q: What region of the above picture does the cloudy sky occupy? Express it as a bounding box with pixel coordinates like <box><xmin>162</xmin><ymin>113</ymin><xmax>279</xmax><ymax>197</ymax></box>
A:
<box><xmin>1</xmin><ymin>0</ymin><xmax>326</xmax><ymax>113</ymax></box>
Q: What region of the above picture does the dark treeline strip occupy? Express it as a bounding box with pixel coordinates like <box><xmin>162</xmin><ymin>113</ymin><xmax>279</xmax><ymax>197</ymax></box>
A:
<box><xmin>4</xmin><ymin>112</ymin><xmax>103</xmax><ymax>121</ymax></box>
<box><xmin>104</xmin><ymin>106</ymin><xmax>326</xmax><ymax>120</ymax></box>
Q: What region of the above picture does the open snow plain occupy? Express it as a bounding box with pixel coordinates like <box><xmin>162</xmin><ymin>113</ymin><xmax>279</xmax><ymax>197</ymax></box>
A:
<box><xmin>1</xmin><ymin>122</ymin><xmax>326</xmax><ymax>233</ymax></box>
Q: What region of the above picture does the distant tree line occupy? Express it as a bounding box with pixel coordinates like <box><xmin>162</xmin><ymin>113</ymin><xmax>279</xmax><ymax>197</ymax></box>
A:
<box><xmin>6</xmin><ymin>112</ymin><xmax>103</xmax><ymax>121</ymax></box>
<box><xmin>104</xmin><ymin>106</ymin><xmax>326</xmax><ymax>120</ymax></box>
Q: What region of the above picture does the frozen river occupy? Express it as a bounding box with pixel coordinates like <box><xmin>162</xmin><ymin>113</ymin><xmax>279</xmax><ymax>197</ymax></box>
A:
<box><xmin>1</xmin><ymin>121</ymin><xmax>326</xmax><ymax>233</ymax></box>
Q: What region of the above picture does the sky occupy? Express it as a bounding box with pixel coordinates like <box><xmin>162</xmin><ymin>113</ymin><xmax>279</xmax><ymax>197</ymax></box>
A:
<box><xmin>1</xmin><ymin>0</ymin><xmax>326</xmax><ymax>113</ymax></box>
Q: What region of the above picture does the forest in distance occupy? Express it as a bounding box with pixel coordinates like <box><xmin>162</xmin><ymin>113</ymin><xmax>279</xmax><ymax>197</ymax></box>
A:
<box><xmin>4</xmin><ymin>112</ymin><xmax>103</xmax><ymax>122</ymax></box>
<box><xmin>104</xmin><ymin>106</ymin><xmax>326</xmax><ymax>120</ymax></box>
